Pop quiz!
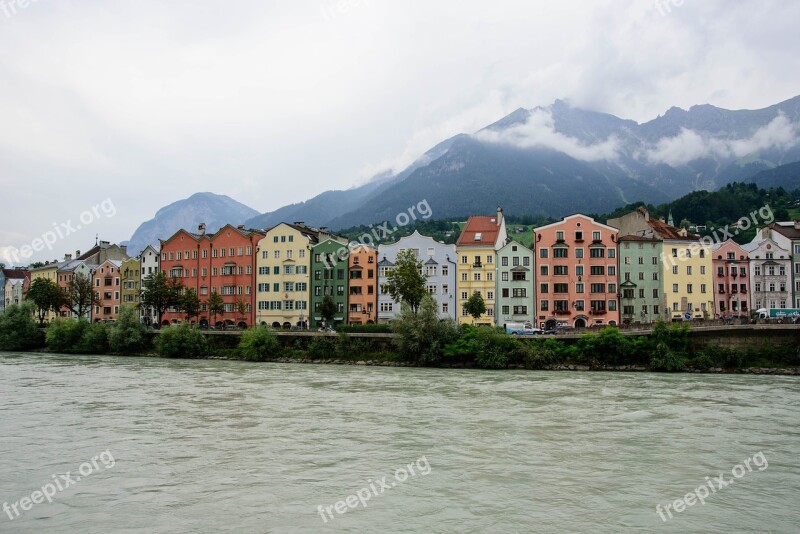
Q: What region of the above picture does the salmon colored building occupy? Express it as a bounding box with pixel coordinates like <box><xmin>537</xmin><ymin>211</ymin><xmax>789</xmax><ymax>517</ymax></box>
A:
<box><xmin>347</xmin><ymin>245</ymin><xmax>378</xmax><ymax>324</ymax></box>
<box><xmin>534</xmin><ymin>214</ymin><xmax>620</xmax><ymax>329</ymax></box>
<box><xmin>92</xmin><ymin>259</ymin><xmax>122</xmax><ymax>322</ymax></box>
<box><xmin>159</xmin><ymin>224</ymin><xmax>265</xmax><ymax>327</ymax></box>
<box><xmin>711</xmin><ymin>240</ymin><xmax>750</xmax><ymax>319</ymax></box>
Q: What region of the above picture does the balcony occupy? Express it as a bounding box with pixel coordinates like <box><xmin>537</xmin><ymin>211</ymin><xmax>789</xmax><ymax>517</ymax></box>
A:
<box><xmin>472</xmin><ymin>262</ymin><xmax>483</xmax><ymax>268</ymax></box>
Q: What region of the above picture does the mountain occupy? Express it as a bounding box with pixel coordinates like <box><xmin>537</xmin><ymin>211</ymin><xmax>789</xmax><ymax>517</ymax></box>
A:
<box><xmin>123</xmin><ymin>193</ymin><xmax>260</xmax><ymax>256</ymax></box>
<box><xmin>245</xmin><ymin>95</ymin><xmax>800</xmax><ymax>231</ymax></box>
<box><xmin>739</xmin><ymin>161</ymin><xmax>800</xmax><ymax>191</ymax></box>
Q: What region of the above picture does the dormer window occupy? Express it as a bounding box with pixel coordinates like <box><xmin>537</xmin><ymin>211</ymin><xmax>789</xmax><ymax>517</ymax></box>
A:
<box><xmin>474</xmin><ymin>233</ymin><xmax>482</xmax><ymax>242</ymax></box>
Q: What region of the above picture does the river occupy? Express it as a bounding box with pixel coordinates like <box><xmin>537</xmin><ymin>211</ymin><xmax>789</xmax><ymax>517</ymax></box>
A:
<box><xmin>0</xmin><ymin>352</ymin><xmax>798</xmax><ymax>533</ymax></box>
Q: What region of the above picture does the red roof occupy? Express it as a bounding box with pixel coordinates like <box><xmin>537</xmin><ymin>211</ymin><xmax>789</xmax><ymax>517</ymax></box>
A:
<box><xmin>456</xmin><ymin>216</ymin><xmax>502</xmax><ymax>247</ymax></box>
<box><xmin>647</xmin><ymin>218</ymin><xmax>699</xmax><ymax>241</ymax></box>
<box><xmin>2</xmin><ymin>268</ymin><xmax>28</xmax><ymax>279</ymax></box>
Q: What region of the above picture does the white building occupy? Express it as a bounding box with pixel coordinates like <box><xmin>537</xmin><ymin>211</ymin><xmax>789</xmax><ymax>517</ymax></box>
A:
<box><xmin>743</xmin><ymin>228</ymin><xmax>792</xmax><ymax>311</ymax></box>
<box><xmin>377</xmin><ymin>231</ymin><xmax>457</xmax><ymax>322</ymax></box>
<box><xmin>139</xmin><ymin>244</ymin><xmax>160</xmax><ymax>325</ymax></box>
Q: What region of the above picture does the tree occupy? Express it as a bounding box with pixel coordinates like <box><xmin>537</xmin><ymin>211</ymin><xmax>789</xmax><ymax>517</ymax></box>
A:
<box><xmin>108</xmin><ymin>305</ymin><xmax>149</xmax><ymax>354</ymax></box>
<box><xmin>235</xmin><ymin>299</ymin><xmax>248</xmax><ymax>326</ymax></box>
<box><xmin>180</xmin><ymin>288</ymin><xmax>201</xmax><ymax>323</ymax></box>
<box><xmin>391</xmin><ymin>295</ymin><xmax>459</xmax><ymax>364</ymax></box>
<box><xmin>319</xmin><ymin>295</ymin><xmax>336</xmax><ymax>325</ymax></box>
<box><xmin>206</xmin><ymin>290</ymin><xmax>224</xmax><ymax>326</ymax></box>
<box><xmin>239</xmin><ymin>325</ymin><xmax>280</xmax><ymax>361</ymax></box>
<box><xmin>66</xmin><ymin>272</ymin><xmax>98</xmax><ymax>319</ymax></box>
<box><xmin>0</xmin><ymin>303</ymin><xmax>43</xmax><ymax>350</ymax></box>
<box><xmin>382</xmin><ymin>249</ymin><xmax>427</xmax><ymax>314</ymax></box>
<box><xmin>26</xmin><ymin>278</ymin><xmax>67</xmax><ymax>325</ymax></box>
<box><xmin>141</xmin><ymin>272</ymin><xmax>183</xmax><ymax>325</ymax></box>
<box><xmin>155</xmin><ymin>324</ymin><xmax>208</xmax><ymax>358</ymax></box>
<box><xmin>464</xmin><ymin>291</ymin><xmax>487</xmax><ymax>322</ymax></box>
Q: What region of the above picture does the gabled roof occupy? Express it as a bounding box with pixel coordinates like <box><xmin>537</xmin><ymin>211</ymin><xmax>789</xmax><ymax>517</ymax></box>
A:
<box><xmin>534</xmin><ymin>213</ymin><xmax>619</xmax><ymax>233</ymax></box>
<box><xmin>648</xmin><ymin>218</ymin><xmax>699</xmax><ymax>241</ymax></box>
<box><xmin>771</xmin><ymin>222</ymin><xmax>800</xmax><ymax>240</ymax></box>
<box><xmin>424</xmin><ymin>258</ymin><xmax>439</xmax><ymax>265</ymax></box>
<box><xmin>2</xmin><ymin>268</ymin><xmax>28</xmax><ymax>279</ymax></box>
<box><xmin>378</xmin><ymin>258</ymin><xmax>395</xmax><ymax>267</ymax></box>
<box><xmin>456</xmin><ymin>216</ymin><xmax>502</xmax><ymax>247</ymax></box>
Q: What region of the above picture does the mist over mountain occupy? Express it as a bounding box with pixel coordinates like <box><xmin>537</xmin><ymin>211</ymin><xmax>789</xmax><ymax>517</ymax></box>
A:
<box><xmin>245</xmin><ymin>95</ymin><xmax>800</xmax><ymax>230</ymax></box>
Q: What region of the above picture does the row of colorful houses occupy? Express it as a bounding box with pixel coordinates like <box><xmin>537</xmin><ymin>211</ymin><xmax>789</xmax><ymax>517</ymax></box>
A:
<box><xmin>3</xmin><ymin>207</ymin><xmax>800</xmax><ymax>328</ymax></box>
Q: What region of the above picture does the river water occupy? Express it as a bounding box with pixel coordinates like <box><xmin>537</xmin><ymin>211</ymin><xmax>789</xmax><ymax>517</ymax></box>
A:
<box><xmin>0</xmin><ymin>353</ymin><xmax>798</xmax><ymax>533</ymax></box>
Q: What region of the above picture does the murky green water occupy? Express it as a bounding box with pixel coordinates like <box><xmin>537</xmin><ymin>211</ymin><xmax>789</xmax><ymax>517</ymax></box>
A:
<box><xmin>1</xmin><ymin>353</ymin><xmax>798</xmax><ymax>533</ymax></box>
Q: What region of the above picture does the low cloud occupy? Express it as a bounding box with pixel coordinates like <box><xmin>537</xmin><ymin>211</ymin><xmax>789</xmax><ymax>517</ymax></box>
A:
<box><xmin>645</xmin><ymin>113</ymin><xmax>800</xmax><ymax>166</ymax></box>
<box><xmin>474</xmin><ymin>109</ymin><xmax>622</xmax><ymax>162</ymax></box>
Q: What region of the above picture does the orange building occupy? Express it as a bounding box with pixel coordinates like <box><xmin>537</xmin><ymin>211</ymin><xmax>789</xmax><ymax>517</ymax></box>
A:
<box><xmin>159</xmin><ymin>224</ymin><xmax>265</xmax><ymax>327</ymax></box>
<box><xmin>347</xmin><ymin>245</ymin><xmax>378</xmax><ymax>324</ymax></box>
<box><xmin>92</xmin><ymin>259</ymin><xmax>122</xmax><ymax>322</ymax></box>
<box><xmin>711</xmin><ymin>240</ymin><xmax>750</xmax><ymax>319</ymax></box>
<box><xmin>534</xmin><ymin>214</ymin><xmax>620</xmax><ymax>329</ymax></box>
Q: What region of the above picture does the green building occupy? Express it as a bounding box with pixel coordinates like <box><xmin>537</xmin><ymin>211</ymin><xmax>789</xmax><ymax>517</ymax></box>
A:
<box><xmin>310</xmin><ymin>238</ymin><xmax>349</xmax><ymax>328</ymax></box>
<box><xmin>618</xmin><ymin>236</ymin><xmax>664</xmax><ymax>324</ymax></box>
<box><xmin>495</xmin><ymin>240</ymin><xmax>535</xmax><ymax>328</ymax></box>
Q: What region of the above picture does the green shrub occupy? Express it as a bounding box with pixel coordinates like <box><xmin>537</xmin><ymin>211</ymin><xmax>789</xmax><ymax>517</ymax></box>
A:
<box><xmin>155</xmin><ymin>324</ymin><xmax>208</xmax><ymax>358</ymax></box>
<box><xmin>308</xmin><ymin>336</ymin><xmax>336</xmax><ymax>359</ymax></box>
<box><xmin>391</xmin><ymin>295</ymin><xmax>459</xmax><ymax>365</ymax></box>
<box><xmin>444</xmin><ymin>325</ymin><xmax>479</xmax><ymax>365</ymax></box>
<box><xmin>76</xmin><ymin>322</ymin><xmax>109</xmax><ymax>354</ymax></box>
<box><xmin>473</xmin><ymin>328</ymin><xmax>519</xmax><ymax>369</ymax></box>
<box><xmin>108</xmin><ymin>305</ymin><xmax>149</xmax><ymax>354</ymax></box>
<box><xmin>0</xmin><ymin>303</ymin><xmax>44</xmax><ymax>351</ymax></box>
<box><xmin>649</xmin><ymin>342</ymin><xmax>687</xmax><ymax>372</ymax></box>
<box><xmin>520</xmin><ymin>340</ymin><xmax>559</xmax><ymax>369</ymax></box>
<box><xmin>239</xmin><ymin>325</ymin><xmax>280</xmax><ymax>361</ymax></box>
<box><xmin>45</xmin><ymin>319</ymin><xmax>88</xmax><ymax>353</ymax></box>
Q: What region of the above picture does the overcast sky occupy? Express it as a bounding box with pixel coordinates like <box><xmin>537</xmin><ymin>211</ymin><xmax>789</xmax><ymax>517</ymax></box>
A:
<box><xmin>1</xmin><ymin>0</ymin><xmax>799</xmax><ymax>263</ymax></box>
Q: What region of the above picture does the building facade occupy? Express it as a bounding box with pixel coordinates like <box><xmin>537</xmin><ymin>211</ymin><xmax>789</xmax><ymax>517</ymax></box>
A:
<box><xmin>121</xmin><ymin>257</ymin><xmax>141</xmax><ymax>311</ymax></box>
<box><xmin>347</xmin><ymin>245</ymin><xmax>379</xmax><ymax>325</ymax></box>
<box><xmin>1</xmin><ymin>267</ymin><xmax>29</xmax><ymax>312</ymax></box>
<box><xmin>743</xmin><ymin>228</ymin><xmax>792</xmax><ymax>312</ymax></box>
<box><xmin>769</xmin><ymin>222</ymin><xmax>800</xmax><ymax>308</ymax></box>
<box><xmin>255</xmin><ymin>223</ymin><xmax>336</xmax><ymax>329</ymax></box>
<box><xmin>495</xmin><ymin>240</ymin><xmax>535</xmax><ymax>328</ymax></box>
<box><xmin>92</xmin><ymin>259</ymin><xmax>122</xmax><ymax>322</ymax></box>
<box><xmin>29</xmin><ymin>262</ymin><xmax>61</xmax><ymax>323</ymax></box>
<box><xmin>377</xmin><ymin>231</ymin><xmax>457</xmax><ymax>323</ymax></box>
<box><xmin>160</xmin><ymin>224</ymin><xmax>264</xmax><ymax>327</ymax></box>
<box><xmin>57</xmin><ymin>258</ymin><xmax>95</xmax><ymax>319</ymax></box>
<box><xmin>455</xmin><ymin>209</ymin><xmax>508</xmax><ymax>325</ymax></box>
<box><xmin>535</xmin><ymin>214</ymin><xmax>619</xmax><ymax>328</ymax></box>
<box><xmin>618</xmin><ymin>236</ymin><xmax>663</xmax><ymax>324</ymax></box>
<box><xmin>139</xmin><ymin>244</ymin><xmax>160</xmax><ymax>325</ymax></box>
<box><xmin>711</xmin><ymin>240</ymin><xmax>750</xmax><ymax>319</ymax></box>
<box><xmin>311</xmin><ymin>239</ymin><xmax>349</xmax><ymax>328</ymax></box>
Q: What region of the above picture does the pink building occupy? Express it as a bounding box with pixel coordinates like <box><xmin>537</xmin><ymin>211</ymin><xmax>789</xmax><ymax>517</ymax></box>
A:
<box><xmin>92</xmin><ymin>259</ymin><xmax>122</xmax><ymax>322</ymax></box>
<box><xmin>711</xmin><ymin>240</ymin><xmax>750</xmax><ymax>319</ymax></box>
<box><xmin>534</xmin><ymin>214</ymin><xmax>619</xmax><ymax>329</ymax></box>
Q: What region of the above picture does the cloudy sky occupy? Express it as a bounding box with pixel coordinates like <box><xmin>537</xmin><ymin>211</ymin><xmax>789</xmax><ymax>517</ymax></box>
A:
<box><xmin>1</xmin><ymin>0</ymin><xmax>799</xmax><ymax>263</ymax></box>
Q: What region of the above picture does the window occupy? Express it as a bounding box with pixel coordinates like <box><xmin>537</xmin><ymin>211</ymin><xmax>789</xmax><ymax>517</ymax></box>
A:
<box><xmin>502</xmin><ymin>272</ymin><xmax>509</xmax><ymax>282</ymax></box>
<box><xmin>540</xmin><ymin>283</ymin><xmax>549</xmax><ymax>294</ymax></box>
<box><xmin>554</xmin><ymin>266</ymin><xmax>568</xmax><ymax>276</ymax></box>
<box><xmin>592</xmin><ymin>231</ymin><xmax>601</xmax><ymax>241</ymax></box>
<box><xmin>686</xmin><ymin>266</ymin><xmax>692</xmax><ymax>275</ymax></box>
<box><xmin>540</xmin><ymin>300</ymin><xmax>549</xmax><ymax>311</ymax></box>
<box><xmin>442</xmin><ymin>266</ymin><xmax>448</xmax><ymax>276</ymax></box>
<box><xmin>575</xmin><ymin>231</ymin><xmax>583</xmax><ymax>241</ymax></box>
<box><xmin>687</xmin><ymin>284</ymin><xmax>693</xmax><ymax>294</ymax></box>
<box><xmin>502</xmin><ymin>257</ymin><xmax>509</xmax><ymax>267</ymax></box>
<box><xmin>553</xmin><ymin>248</ymin><xmax>568</xmax><ymax>258</ymax></box>
<box><xmin>487</xmin><ymin>291</ymin><xmax>494</xmax><ymax>300</ymax></box>
<box><xmin>540</xmin><ymin>265</ymin><xmax>549</xmax><ymax>276</ymax></box>
<box><xmin>672</xmin><ymin>284</ymin><xmax>679</xmax><ymax>293</ymax></box>
<box><xmin>589</xmin><ymin>248</ymin><xmax>605</xmax><ymax>258</ymax></box>
<box><xmin>624</xmin><ymin>257</ymin><xmax>631</xmax><ymax>265</ymax></box>
<box><xmin>556</xmin><ymin>231</ymin><xmax>565</xmax><ymax>241</ymax></box>
<box><xmin>575</xmin><ymin>249</ymin><xmax>584</xmax><ymax>259</ymax></box>
<box><xmin>576</xmin><ymin>283</ymin><xmax>584</xmax><ymax>293</ymax></box>
<box><xmin>608</xmin><ymin>266</ymin><xmax>616</xmax><ymax>276</ymax></box>
<box><xmin>672</xmin><ymin>266</ymin><xmax>678</xmax><ymax>275</ymax></box>
<box><xmin>540</xmin><ymin>249</ymin><xmax>548</xmax><ymax>259</ymax></box>
<box><xmin>512</xmin><ymin>288</ymin><xmax>527</xmax><ymax>298</ymax></box>
<box><xmin>590</xmin><ymin>283</ymin><xmax>606</xmax><ymax>293</ymax></box>
<box><xmin>590</xmin><ymin>266</ymin><xmax>605</xmax><ymax>276</ymax></box>
<box><xmin>608</xmin><ymin>249</ymin><xmax>616</xmax><ymax>259</ymax></box>
<box><xmin>461</xmin><ymin>291</ymin><xmax>468</xmax><ymax>300</ymax></box>
<box><xmin>653</xmin><ymin>289</ymin><xmax>659</xmax><ymax>298</ymax></box>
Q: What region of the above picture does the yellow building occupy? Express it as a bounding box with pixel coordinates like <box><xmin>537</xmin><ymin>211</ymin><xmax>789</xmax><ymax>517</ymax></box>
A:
<box><xmin>255</xmin><ymin>222</ymin><xmax>331</xmax><ymax>328</ymax></box>
<box><xmin>608</xmin><ymin>207</ymin><xmax>713</xmax><ymax>321</ymax></box>
<box><xmin>120</xmin><ymin>257</ymin><xmax>141</xmax><ymax>311</ymax></box>
<box><xmin>455</xmin><ymin>208</ymin><xmax>508</xmax><ymax>325</ymax></box>
<box><xmin>662</xmin><ymin>237</ymin><xmax>714</xmax><ymax>321</ymax></box>
<box><xmin>29</xmin><ymin>260</ymin><xmax>61</xmax><ymax>323</ymax></box>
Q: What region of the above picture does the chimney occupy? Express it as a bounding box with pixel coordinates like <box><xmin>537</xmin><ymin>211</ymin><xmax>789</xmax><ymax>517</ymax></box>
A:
<box><xmin>64</xmin><ymin>253</ymin><xmax>72</xmax><ymax>261</ymax></box>
<box><xmin>75</xmin><ymin>250</ymin><xmax>81</xmax><ymax>258</ymax></box>
<box><xmin>319</xmin><ymin>227</ymin><xmax>330</xmax><ymax>239</ymax></box>
<box><xmin>237</xmin><ymin>224</ymin><xmax>245</xmax><ymax>230</ymax></box>
<box><xmin>120</xmin><ymin>245</ymin><xmax>127</xmax><ymax>256</ymax></box>
<box><xmin>496</xmin><ymin>207</ymin><xmax>503</xmax><ymax>226</ymax></box>
<box><xmin>294</xmin><ymin>221</ymin><xmax>305</xmax><ymax>226</ymax></box>
<box><xmin>198</xmin><ymin>223</ymin><xmax>206</xmax><ymax>235</ymax></box>
<box><xmin>794</xmin><ymin>220</ymin><xmax>800</xmax><ymax>230</ymax></box>
<box><xmin>659</xmin><ymin>216</ymin><xmax>666</xmax><ymax>223</ymax></box>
